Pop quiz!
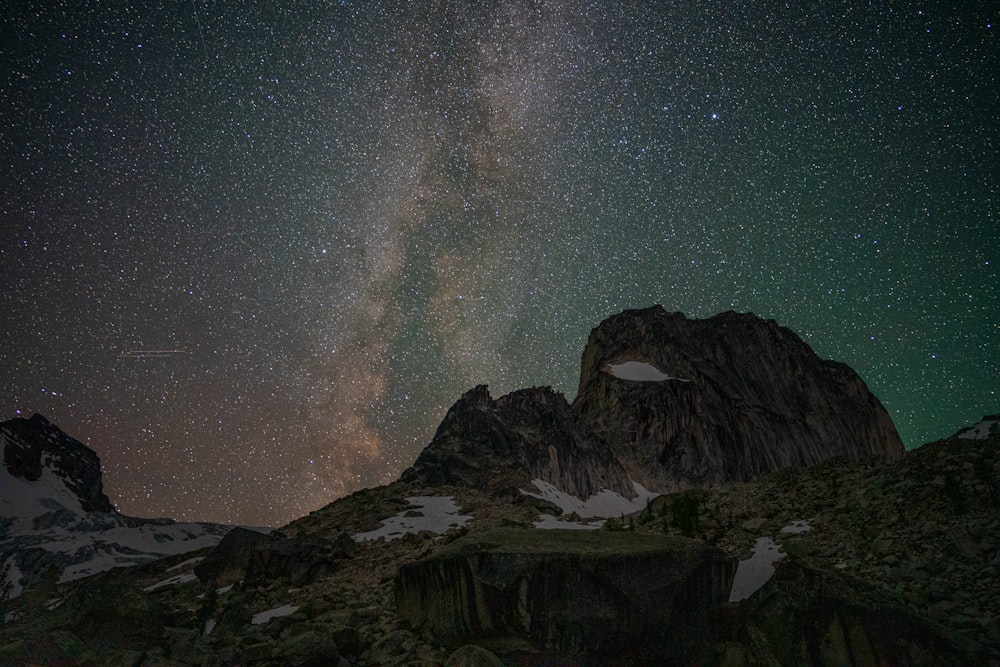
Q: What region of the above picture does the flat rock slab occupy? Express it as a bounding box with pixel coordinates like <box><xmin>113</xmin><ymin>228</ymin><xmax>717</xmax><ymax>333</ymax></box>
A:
<box><xmin>395</xmin><ymin>528</ymin><xmax>734</xmax><ymax>664</ymax></box>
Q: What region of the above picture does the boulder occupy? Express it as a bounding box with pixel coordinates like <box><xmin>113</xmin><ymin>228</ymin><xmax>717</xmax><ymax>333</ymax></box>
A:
<box><xmin>395</xmin><ymin>528</ymin><xmax>735</xmax><ymax>665</ymax></box>
<box><xmin>278</xmin><ymin>629</ymin><xmax>340</xmax><ymax>666</ymax></box>
<box><xmin>195</xmin><ymin>528</ymin><xmax>356</xmax><ymax>588</ymax></box>
<box><xmin>194</xmin><ymin>527</ymin><xmax>273</xmax><ymax>588</ymax></box>
<box><xmin>445</xmin><ymin>644</ymin><xmax>505</xmax><ymax>667</ymax></box>
<box><xmin>721</xmin><ymin>558</ymin><xmax>992</xmax><ymax>666</ymax></box>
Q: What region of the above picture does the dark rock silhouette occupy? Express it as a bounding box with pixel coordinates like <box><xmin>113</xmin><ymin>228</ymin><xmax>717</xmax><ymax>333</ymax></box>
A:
<box><xmin>1</xmin><ymin>414</ymin><xmax>231</xmax><ymax>600</ymax></box>
<box><xmin>713</xmin><ymin>558</ymin><xmax>990</xmax><ymax>666</ymax></box>
<box><xmin>400</xmin><ymin>385</ymin><xmax>634</xmax><ymax>500</ymax></box>
<box><xmin>195</xmin><ymin>527</ymin><xmax>357</xmax><ymax>589</ymax></box>
<box><xmin>2</xmin><ymin>413</ymin><xmax>115</xmax><ymax>513</ymax></box>
<box><xmin>403</xmin><ymin>307</ymin><xmax>904</xmax><ymax>500</ymax></box>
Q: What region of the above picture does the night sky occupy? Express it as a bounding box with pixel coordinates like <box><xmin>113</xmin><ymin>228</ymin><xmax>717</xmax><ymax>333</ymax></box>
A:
<box><xmin>2</xmin><ymin>2</ymin><xmax>996</xmax><ymax>527</ymax></box>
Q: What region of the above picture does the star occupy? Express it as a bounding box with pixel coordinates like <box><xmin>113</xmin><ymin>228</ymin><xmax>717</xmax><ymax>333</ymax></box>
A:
<box><xmin>0</xmin><ymin>1</ymin><xmax>995</xmax><ymax>526</ymax></box>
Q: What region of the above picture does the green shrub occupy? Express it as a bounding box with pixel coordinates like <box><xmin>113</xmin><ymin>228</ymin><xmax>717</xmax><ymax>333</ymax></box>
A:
<box><xmin>603</xmin><ymin>515</ymin><xmax>626</xmax><ymax>532</ymax></box>
<box><xmin>669</xmin><ymin>494</ymin><xmax>700</xmax><ymax>537</ymax></box>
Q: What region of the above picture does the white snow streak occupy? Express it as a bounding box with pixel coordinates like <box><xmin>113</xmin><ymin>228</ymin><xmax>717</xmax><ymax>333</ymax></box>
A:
<box><xmin>252</xmin><ymin>604</ymin><xmax>299</xmax><ymax>625</ymax></box>
<box><xmin>607</xmin><ymin>361</ymin><xmax>688</xmax><ymax>382</ymax></box>
<box><xmin>522</xmin><ymin>479</ymin><xmax>659</xmax><ymax>520</ymax></box>
<box><xmin>353</xmin><ymin>496</ymin><xmax>471</xmax><ymax>542</ymax></box>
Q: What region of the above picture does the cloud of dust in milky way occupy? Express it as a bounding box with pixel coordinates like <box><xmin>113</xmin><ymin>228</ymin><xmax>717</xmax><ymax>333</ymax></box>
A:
<box><xmin>305</xmin><ymin>2</ymin><xmax>600</xmax><ymax>495</ymax></box>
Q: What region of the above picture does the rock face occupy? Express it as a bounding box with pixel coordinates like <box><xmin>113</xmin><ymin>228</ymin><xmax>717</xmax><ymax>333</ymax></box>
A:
<box><xmin>574</xmin><ymin>307</ymin><xmax>905</xmax><ymax>490</ymax></box>
<box><xmin>2</xmin><ymin>413</ymin><xmax>115</xmax><ymax>513</ymax></box>
<box><xmin>400</xmin><ymin>385</ymin><xmax>636</xmax><ymax>501</ymax></box>
<box><xmin>2</xmin><ymin>419</ymin><xmax>995</xmax><ymax>666</ymax></box>
<box><xmin>955</xmin><ymin>414</ymin><xmax>1000</xmax><ymax>440</ymax></box>
<box><xmin>395</xmin><ymin>528</ymin><xmax>735</xmax><ymax>665</ymax></box>
<box><xmin>716</xmin><ymin>558</ymin><xmax>991</xmax><ymax>666</ymax></box>
<box><xmin>402</xmin><ymin>307</ymin><xmax>904</xmax><ymax>500</ymax></box>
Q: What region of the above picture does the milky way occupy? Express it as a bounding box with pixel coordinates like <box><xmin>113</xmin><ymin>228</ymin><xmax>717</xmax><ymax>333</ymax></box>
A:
<box><xmin>2</xmin><ymin>2</ymin><xmax>996</xmax><ymax>526</ymax></box>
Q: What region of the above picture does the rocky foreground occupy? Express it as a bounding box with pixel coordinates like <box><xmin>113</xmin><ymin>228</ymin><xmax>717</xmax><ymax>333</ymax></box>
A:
<box><xmin>2</xmin><ymin>428</ymin><xmax>997</xmax><ymax>666</ymax></box>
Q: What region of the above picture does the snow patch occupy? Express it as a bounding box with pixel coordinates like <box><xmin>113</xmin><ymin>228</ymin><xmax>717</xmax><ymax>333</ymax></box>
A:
<box><xmin>353</xmin><ymin>496</ymin><xmax>472</xmax><ymax>542</ymax></box>
<box><xmin>50</xmin><ymin>524</ymin><xmax>229</xmax><ymax>584</ymax></box>
<box><xmin>252</xmin><ymin>604</ymin><xmax>299</xmax><ymax>625</ymax></box>
<box><xmin>522</xmin><ymin>479</ymin><xmax>659</xmax><ymax>519</ymax></box>
<box><xmin>780</xmin><ymin>519</ymin><xmax>812</xmax><ymax>534</ymax></box>
<box><xmin>728</xmin><ymin>537</ymin><xmax>784</xmax><ymax>602</ymax></box>
<box><xmin>0</xmin><ymin>458</ymin><xmax>86</xmax><ymax>519</ymax></box>
<box><xmin>606</xmin><ymin>361</ymin><xmax>688</xmax><ymax>382</ymax></box>
<box><xmin>143</xmin><ymin>571</ymin><xmax>198</xmax><ymax>592</ymax></box>
<box><xmin>2</xmin><ymin>556</ymin><xmax>24</xmax><ymax>599</ymax></box>
<box><xmin>728</xmin><ymin>519</ymin><xmax>813</xmax><ymax>602</ymax></box>
<box><xmin>957</xmin><ymin>416</ymin><xmax>1000</xmax><ymax>440</ymax></box>
<box><xmin>167</xmin><ymin>556</ymin><xmax>206</xmax><ymax>572</ymax></box>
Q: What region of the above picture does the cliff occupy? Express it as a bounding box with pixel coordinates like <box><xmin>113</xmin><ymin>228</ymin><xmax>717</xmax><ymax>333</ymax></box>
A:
<box><xmin>574</xmin><ymin>307</ymin><xmax>905</xmax><ymax>490</ymax></box>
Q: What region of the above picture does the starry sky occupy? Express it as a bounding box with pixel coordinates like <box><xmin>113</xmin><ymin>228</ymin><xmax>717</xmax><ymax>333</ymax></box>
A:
<box><xmin>2</xmin><ymin>1</ymin><xmax>996</xmax><ymax>527</ymax></box>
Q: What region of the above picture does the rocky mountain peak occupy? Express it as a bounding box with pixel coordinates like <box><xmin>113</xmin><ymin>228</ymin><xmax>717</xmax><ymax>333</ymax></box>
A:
<box><xmin>2</xmin><ymin>413</ymin><xmax>115</xmax><ymax>514</ymax></box>
<box><xmin>1</xmin><ymin>414</ymin><xmax>233</xmax><ymax>600</ymax></box>
<box><xmin>955</xmin><ymin>414</ymin><xmax>1000</xmax><ymax>440</ymax></box>
<box><xmin>404</xmin><ymin>307</ymin><xmax>904</xmax><ymax>503</ymax></box>
<box><xmin>573</xmin><ymin>307</ymin><xmax>905</xmax><ymax>491</ymax></box>
<box><xmin>400</xmin><ymin>383</ymin><xmax>635</xmax><ymax>501</ymax></box>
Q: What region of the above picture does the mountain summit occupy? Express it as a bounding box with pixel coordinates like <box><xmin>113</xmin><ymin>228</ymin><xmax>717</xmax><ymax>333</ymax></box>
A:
<box><xmin>403</xmin><ymin>307</ymin><xmax>904</xmax><ymax>500</ymax></box>
<box><xmin>2</xmin><ymin>413</ymin><xmax>116</xmax><ymax>515</ymax></box>
<box><xmin>575</xmin><ymin>307</ymin><xmax>904</xmax><ymax>488</ymax></box>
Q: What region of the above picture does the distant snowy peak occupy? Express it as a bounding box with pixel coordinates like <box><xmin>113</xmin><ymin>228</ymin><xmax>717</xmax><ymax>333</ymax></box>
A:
<box><xmin>0</xmin><ymin>414</ymin><xmax>234</xmax><ymax>600</ymax></box>
<box><xmin>955</xmin><ymin>414</ymin><xmax>1000</xmax><ymax>440</ymax></box>
<box><xmin>1</xmin><ymin>413</ymin><xmax>114</xmax><ymax>515</ymax></box>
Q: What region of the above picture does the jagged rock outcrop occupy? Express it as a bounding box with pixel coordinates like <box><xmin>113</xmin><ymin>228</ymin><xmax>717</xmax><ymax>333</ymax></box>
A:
<box><xmin>573</xmin><ymin>307</ymin><xmax>905</xmax><ymax>490</ymax></box>
<box><xmin>400</xmin><ymin>385</ymin><xmax>636</xmax><ymax>501</ymax></box>
<box><xmin>395</xmin><ymin>528</ymin><xmax>735</xmax><ymax>665</ymax></box>
<box><xmin>402</xmin><ymin>307</ymin><xmax>904</xmax><ymax>501</ymax></box>
<box><xmin>955</xmin><ymin>414</ymin><xmax>1000</xmax><ymax>440</ymax></box>
<box><xmin>2</xmin><ymin>413</ymin><xmax>114</xmax><ymax>513</ymax></box>
<box><xmin>2</xmin><ymin>415</ymin><xmax>994</xmax><ymax>666</ymax></box>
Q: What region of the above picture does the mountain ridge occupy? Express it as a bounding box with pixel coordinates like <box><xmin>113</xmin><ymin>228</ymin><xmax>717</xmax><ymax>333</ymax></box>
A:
<box><xmin>403</xmin><ymin>307</ymin><xmax>904</xmax><ymax>500</ymax></box>
<box><xmin>0</xmin><ymin>413</ymin><xmax>236</xmax><ymax>599</ymax></box>
<box><xmin>0</xmin><ymin>307</ymin><xmax>995</xmax><ymax>666</ymax></box>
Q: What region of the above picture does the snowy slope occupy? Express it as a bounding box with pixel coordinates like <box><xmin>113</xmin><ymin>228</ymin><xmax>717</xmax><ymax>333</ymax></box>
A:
<box><xmin>1</xmin><ymin>416</ymin><xmax>233</xmax><ymax>599</ymax></box>
<box><xmin>955</xmin><ymin>415</ymin><xmax>1000</xmax><ymax>440</ymax></box>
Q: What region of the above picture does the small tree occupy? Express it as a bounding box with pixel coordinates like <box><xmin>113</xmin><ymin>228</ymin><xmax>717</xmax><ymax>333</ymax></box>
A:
<box><xmin>603</xmin><ymin>515</ymin><xmax>625</xmax><ymax>532</ymax></box>
<box><xmin>669</xmin><ymin>494</ymin><xmax>700</xmax><ymax>537</ymax></box>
